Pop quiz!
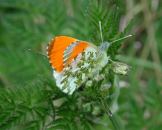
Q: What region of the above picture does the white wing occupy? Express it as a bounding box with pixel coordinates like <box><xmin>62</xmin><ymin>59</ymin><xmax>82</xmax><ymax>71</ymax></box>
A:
<box><xmin>53</xmin><ymin>46</ymin><xmax>97</xmax><ymax>95</ymax></box>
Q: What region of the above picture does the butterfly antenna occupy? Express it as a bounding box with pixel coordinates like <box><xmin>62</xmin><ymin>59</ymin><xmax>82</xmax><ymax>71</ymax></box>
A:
<box><xmin>99</xmin><ymin>21</ymin><xmax>104</xmax><ymax>43</ymax></box>
<box><xmin>26</xmin><ymin>49</ymin><xmax>47</xmax><ymax>57</ymax></box>
<box><xmin>110</xmin><ymin>34</ymin><xmax>133</xmax><ymax>44</ymax></box>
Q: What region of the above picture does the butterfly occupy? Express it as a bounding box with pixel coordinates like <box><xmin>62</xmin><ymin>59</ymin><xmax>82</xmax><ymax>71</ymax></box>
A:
<box><xmin>46</xmin><ymin>36</ymin><xmax>109</xmax><ymax>95</ymax></box>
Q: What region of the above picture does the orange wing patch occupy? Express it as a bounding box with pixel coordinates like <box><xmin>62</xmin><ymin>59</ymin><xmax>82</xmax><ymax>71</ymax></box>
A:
<box><xmin>67</xmin><ymin>41</ymin><xmax>89</xmax><ymax>65</ymax></box>
<box><xmin>47</xmin><ymin>36</ymin><xmax>89</xmax><ymax>72</ymax></box>
<box><xmin>47</xmin><ymin>36</ymin><xmax>77</xmax><ymax>72</ymax></box>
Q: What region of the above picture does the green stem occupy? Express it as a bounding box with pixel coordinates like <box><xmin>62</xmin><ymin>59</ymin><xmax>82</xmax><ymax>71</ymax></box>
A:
<box><xmin>100</xmin><ymin>98</ymin><xmax>122</xmax><ymax>130</ymax></box>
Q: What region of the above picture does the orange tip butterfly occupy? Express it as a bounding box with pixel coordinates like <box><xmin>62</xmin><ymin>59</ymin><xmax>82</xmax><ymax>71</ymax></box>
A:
<box><xmin>47</xmin><ymin>36</ymin><xmax>109</xmax><ymax>94</ymax></box>
<box><xmin>46</xmin><ymin>21</ymin><xmax>132</xmax><ymax>95</ymax></box>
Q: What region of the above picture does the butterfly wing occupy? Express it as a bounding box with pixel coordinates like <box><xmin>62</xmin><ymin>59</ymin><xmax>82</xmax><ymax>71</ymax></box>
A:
<box><xmin>47</xmin><ymin>36</ymin><xmax>77</xmax><ymax>72</ymax></box>
<box><xmin>47</xmin><ymin>36</ymin><xmax>97</xmax><ymax>94</ymax></box>
<box><xmin>47</xmin><ymin>36</ymin><xmax>91</xmax><ymax>72</ymax></box>
<box><xmin>54</xmin><ymin>46</ymin><xmax>98</xmax><ymax>95</ymax></box>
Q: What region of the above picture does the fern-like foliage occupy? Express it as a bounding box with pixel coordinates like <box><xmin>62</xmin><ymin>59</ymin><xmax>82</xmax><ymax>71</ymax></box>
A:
<box><xmin>0</xmin><ymin>81</ymin><xmax>52</xmax><ymax>130</ymax></box>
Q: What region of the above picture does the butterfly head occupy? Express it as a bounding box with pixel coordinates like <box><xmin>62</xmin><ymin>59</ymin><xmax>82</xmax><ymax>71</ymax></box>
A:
<box><xmin>98</xmin><ymin>42</ymin><xmax>110</xmax><ymax>52</ymax></box>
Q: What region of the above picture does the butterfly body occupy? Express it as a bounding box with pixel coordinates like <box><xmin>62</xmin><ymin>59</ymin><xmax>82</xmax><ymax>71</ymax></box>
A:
<box><xmin>47</xmin><ymin>36</ymin><xmax>109</xmax><ymax>94</ymax></box>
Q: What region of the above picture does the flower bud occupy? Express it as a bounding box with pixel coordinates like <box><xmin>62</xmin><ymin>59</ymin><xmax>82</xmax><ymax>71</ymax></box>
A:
<box><xmin>112</xmin><ymin>61</ymin><xmax>130</xmax><ymax>75</ymax></box>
